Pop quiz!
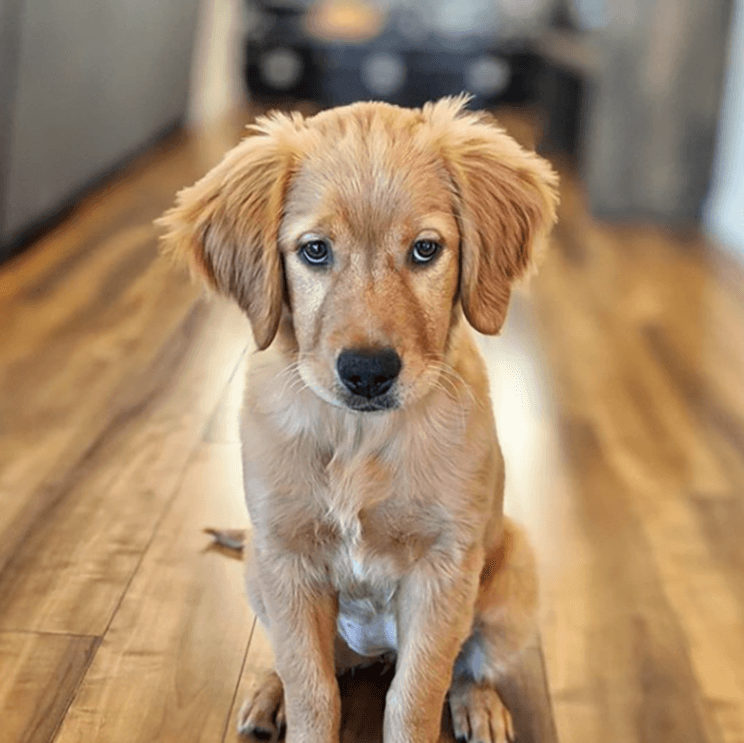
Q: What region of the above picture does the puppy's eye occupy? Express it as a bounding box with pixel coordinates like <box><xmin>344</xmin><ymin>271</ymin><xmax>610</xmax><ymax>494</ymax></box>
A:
<box><xmin>411</xmin><ymin>239</ymin><xmax>442</xmax><ymax>265</ymax></box>
<box><xmin>299</xmin><ymin>239</ymin><xmax>332</xmax><ymax>266</ymax></box>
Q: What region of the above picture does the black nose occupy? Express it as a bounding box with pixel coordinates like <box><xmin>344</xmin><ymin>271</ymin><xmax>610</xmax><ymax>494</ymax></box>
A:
<box><xmin>336</xmin><ymin>348</ymin><xmax>402</xmax><ymax>399</ymax></box>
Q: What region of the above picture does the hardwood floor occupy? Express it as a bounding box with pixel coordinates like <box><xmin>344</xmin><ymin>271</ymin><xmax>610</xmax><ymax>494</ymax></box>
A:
<box><xmin>0</xmin><ymin>109</ymin><xmax>742</xmax><ymax>743</ymax></box>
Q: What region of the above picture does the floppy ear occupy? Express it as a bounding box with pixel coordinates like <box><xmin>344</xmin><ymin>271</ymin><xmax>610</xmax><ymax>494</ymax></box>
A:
<box><xmin>432</xmin><ymin>103</ymin><xmax>559</xmax><ymax>334</ymax></box>
<box><xmin>157</xmin><ymin>127</ymin><xmax>297</xmax><ymax>350</ymax></box>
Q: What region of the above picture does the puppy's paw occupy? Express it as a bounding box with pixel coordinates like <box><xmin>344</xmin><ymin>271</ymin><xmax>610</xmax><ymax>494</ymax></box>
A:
<box><xmin>449</xmin><ymin>681</ymin><xmax>514</xmax><ymax>743</ymax></box>
<box><xmin>237</xmin><ymin>670</ymin><xmax>285</xmax><ymax>741</ymax></box>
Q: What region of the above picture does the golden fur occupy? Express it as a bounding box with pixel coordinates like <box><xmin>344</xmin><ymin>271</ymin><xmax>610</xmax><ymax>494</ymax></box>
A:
<box><xmin>159</xmin><ymin>96</ymin><xmax>559</xmax><ymax>743</ymax></box>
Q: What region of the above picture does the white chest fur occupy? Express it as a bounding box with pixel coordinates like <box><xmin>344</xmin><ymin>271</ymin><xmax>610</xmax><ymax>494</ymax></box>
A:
<box><xmin>335</xmin><ymin>546</ymin><xmax>399</xmax><ymax>658</ymax></box>
<box><xmin>337</xmin><ymin>604</ymin><xmax>397</xmax><ymax>657</ymax></box>
<box><xmin>337</xmin><ymin>591</ymin><xmax>398</xmax><ymax>658</ymax></box>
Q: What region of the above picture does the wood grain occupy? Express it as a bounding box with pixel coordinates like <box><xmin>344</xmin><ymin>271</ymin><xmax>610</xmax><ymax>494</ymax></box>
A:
<box><xmin>53</xmin><ymin>442</ymin><xmax>252</xmax><ymax>743</ymax></box>
<box><xmin>0</xmin><ymin>631</ymin><xmax>98</xmax><ymax>743</ymax></box>
<box><xmin>0</xmin><ymin>117</ymin><xmax>250</xmax><ymax>581</ymax></box>
<box><xmin>531</xmin><ymin>180</ymin><xmax>744</xmax><ymax>743</ymax></box>
<box><xmin>0</xmin><ymin>298</ymin><xmax>251</xmax><ymax>635</ymax></box>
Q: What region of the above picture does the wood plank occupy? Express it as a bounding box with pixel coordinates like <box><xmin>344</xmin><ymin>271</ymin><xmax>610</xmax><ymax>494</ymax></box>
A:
<box><xmin>0</xmin><ymin>299</ymin><xmax>252</xmax><ymax>635</ymax></box>
<box><xmin>693</xmin><ymin>496</ymin><xmax>744</xmax><ymax>604</ymax></box>
<box><xmin>498</xmin><ymin>644</ymin><xmax>559</xmax><ymax>743</ymax></box>
<box><xmin>0</xmin><ymin>631</ymin><xmax>98</xmax><ymax>743</ymax></box>
<box><xmin>534</xmin><ymin>234</ymin><xmax>728</xmax><ymax>497</ymax></box>
<box><xmin>0</xmin><ymin>113</ymin><xmax>251</xmax><ymax>579</ymax></box>
<box><xmin>0</xmin><ymin>253</ymin><xmax>201</xmax><ymax>575</ymax></box>
<box><xmin>554</xmin><ymin>420</ymin><xmax>720</xmax><ymax>743</ymax></box>
<box><xmin>54</xmin><ymin>442</ymin><xmax>253</xmax><ymax>743</ymax></box>
<box><xmin>530</xmin><ymin>176</ymin><xmax>744</xmax><ymax>743</ymax></box>
<box><xmin>203</xmin><ymin>352</ymin><xmax>247</xmax><ymax>445</ymax></box>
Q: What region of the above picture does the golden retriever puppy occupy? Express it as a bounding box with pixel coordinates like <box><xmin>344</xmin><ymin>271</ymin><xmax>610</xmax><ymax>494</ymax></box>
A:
<box><xmin>159</xmin><ymin>96</ymin><xmax>558</xmax><ymax>743</ymax></box>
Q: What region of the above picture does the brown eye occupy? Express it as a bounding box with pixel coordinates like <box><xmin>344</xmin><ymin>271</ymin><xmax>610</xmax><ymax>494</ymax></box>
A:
<box><xmin>299</xmin><ymin>239</ymin><xmax>332</xmax><ymax>266</ymax></box>
<box><xmin>411</xmin><ymin>239</ymin><xmax>441</xmax><ymax>265</ymax></box>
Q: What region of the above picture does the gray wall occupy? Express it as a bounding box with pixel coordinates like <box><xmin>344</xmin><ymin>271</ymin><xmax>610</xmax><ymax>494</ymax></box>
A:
<box><xmin>582</xmin><ymin>0</ymin><xmax>733</xmax><ymax>225</ymax></box>
<box><xmin>705</xmin><ymin>0</ymin><xmax>744</xmax><ymax>256</ymax></box>
<box><xmin>0</xmin><ymin>0</ymin><xmax>201</xmax><ymax>254</ymax></box>
<box><xmin>0</xmin><ymin>0</ymin><xmax>25</xmax><ymax>241</ymax></box>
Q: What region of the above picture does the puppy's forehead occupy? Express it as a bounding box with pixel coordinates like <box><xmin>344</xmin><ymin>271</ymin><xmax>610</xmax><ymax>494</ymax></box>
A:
<box><xmin>282</xmin><ymin>125</ymin><xmax>452</xmax><ymax>244</ymax></box>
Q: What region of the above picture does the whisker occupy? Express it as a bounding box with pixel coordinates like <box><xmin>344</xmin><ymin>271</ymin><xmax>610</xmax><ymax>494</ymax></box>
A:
<box><xmin>427</xmin><ymin>359</ymin><xmax>480</xmax><ymax>409</ymax></box>
<box><xmin>435</xmin><ymin>365</ymin><xmax>472</xmax><ymax>431</ymax></box>
<box><xmin>273</xmin><ymin>361</ymin><xmax>303</xmax><ymax>398</ymax></box>
<box><xmin>427</xmin><ymin>376</ymin><xmax>468</xmax><ymax>438</ymax></box>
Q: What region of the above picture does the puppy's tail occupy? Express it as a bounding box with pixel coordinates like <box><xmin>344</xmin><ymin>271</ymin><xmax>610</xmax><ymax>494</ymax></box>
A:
<box><xmin>204</xmin><ymin>527</ymin><xmax>247</xmax><ymax>553</ymax></box>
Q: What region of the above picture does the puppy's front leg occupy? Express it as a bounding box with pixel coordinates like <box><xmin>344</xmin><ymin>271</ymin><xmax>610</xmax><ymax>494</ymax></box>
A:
<box><xmin>259</xmin><ymin>558</ymin><xmax>340</xmax><ymax>743</ymax></box>
<box><xmin>384</xmin><ymin>549</ymin><xmax>482</xmax><ymax>743</ymax></box>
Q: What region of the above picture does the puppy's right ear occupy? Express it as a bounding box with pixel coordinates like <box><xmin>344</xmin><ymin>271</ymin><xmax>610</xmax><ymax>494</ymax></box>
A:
<box><xmin>157</xmin><ymin>128</ymin><xmax>297</xmax><ymax>350</ymax></box>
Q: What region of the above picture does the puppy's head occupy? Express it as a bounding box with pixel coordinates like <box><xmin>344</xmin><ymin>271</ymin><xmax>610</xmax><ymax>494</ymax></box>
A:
<box><xmin>158</xmin><ymin>97</ymin><xmax>558</xmax><ymax>412</ymax></box>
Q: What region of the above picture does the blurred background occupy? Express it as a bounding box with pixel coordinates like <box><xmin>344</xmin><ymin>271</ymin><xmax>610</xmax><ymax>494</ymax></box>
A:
<box><xmin>0</xmin><ymin>0</ymin><xmax>742</xmax><ymax>257</ymax></box>
<box><xmin>1</xmin><ymin>3</ymin><xmax>744</xmax><ymax>743</ymax></box>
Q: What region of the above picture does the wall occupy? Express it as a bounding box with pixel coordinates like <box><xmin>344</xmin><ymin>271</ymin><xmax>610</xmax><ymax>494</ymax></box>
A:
<box><xmin>1</xmin><ymin>0</ymin><xmax>201</xmax><ymax>253</ymax></box>
<box><xmin>583</xmin><ymin>0</ymin><xmax>733</xmax><ymax>225</ymax></box>
<box><xmin>705</xmin><ymin>0</ymin><xmax>744</xmax><ymax>256</ymax></box>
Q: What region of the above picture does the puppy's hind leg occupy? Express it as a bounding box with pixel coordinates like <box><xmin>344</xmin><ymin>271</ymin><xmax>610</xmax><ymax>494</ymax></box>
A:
<box><xmin>449</xmin><ymin>518</ymin><xmax>538</xmax><ymax>743</ymax></box>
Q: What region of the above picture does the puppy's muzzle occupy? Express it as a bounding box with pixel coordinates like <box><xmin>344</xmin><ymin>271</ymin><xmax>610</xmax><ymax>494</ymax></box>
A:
<box><xmin>336</xmin><ymin>348</ymin><xmax>401</xmax><ymax>408</ymax></box>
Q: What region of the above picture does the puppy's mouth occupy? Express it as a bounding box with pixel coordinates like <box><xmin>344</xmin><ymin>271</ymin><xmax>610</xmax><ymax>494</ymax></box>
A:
<box><xmin>342</xmin><ymin>392</ymin><xmax>399</xmax><ymax>413</ymax></box>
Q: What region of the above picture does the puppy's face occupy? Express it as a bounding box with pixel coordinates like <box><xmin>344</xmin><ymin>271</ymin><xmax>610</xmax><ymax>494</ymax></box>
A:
<box><xmin>158</xmin><ymin>98</ymin><xmax>559</xmax><ymax>412</ymax></box>
<box><xmin>279</xmin><ymin>133</ymin><xmax>460</xmax><ymax>411</ymax></box>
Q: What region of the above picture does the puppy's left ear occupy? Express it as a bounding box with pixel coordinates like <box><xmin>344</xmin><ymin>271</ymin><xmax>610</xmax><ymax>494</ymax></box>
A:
<box><xmin>156</xmin><ymin>123</ymin><xmax>297</xmax><ymax>350</ymax></box>
<box><xmin>439</xmin><ymin>111</ymin><xmax>559</xmax><ymax>335</ymax></box>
